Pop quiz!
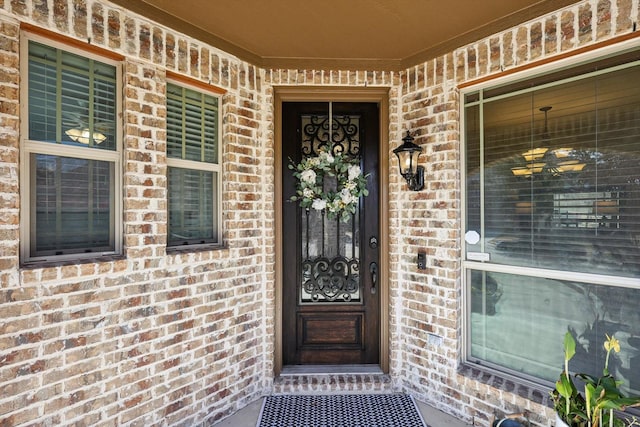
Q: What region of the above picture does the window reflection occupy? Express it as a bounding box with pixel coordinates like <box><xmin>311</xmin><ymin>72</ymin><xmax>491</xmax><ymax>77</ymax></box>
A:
<box><xmin>466</xmin><ymin>65</ymin><xmax>640</xmax><ymax>277</ymax></box>
<box><xmin>464</xmin><ymin>55</ymin><xmax>640</xmax><ymax>389</ymax></box>
<box><xmin>470</xmin><ymin>271</ymin><xmax>640</xmax><ymax>395</ymax></box>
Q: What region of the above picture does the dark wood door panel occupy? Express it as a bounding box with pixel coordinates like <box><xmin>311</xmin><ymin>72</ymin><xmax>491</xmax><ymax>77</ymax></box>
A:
<box><xmin>298</xmin><ymin>312</ymin><xmax>365</xmax><ymax>348</ymax></box>
<box><xmin>298</xmin><ymin>348</ymin><xmax>369</xmax><ymax>365</ymax></box>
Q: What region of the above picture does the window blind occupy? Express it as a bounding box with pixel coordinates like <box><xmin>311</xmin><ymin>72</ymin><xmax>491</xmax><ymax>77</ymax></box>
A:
<box><xmin>167</xmin><ymin>167</ymin><xmax>217</xmax><ymax>245</ymax></box>
<box><xmin>28</xmin><ymin>41</ymin><xmax>117</xmax><ymax>150</ymax></box>
<box><xmin>166</xmin><ymin>83</ymin><xmax>218</xmax><ymax>163</ymax></box>
<box><xmin>166</xmin><ymin>82</ymin><xmax>220</xmax><ymax>246</ymax></box>
<box><xmin>464</xmin><ymin>51</ymin><xmax>640</xmax><ymax>396</ymax></box>
<box><xmin>466</xmin><ymin>64</ymin><xmax>640</xmax><ymax>278</ymax></box>
<box><xmin>33</xmin><ymin>154</ymin><xmax>113</xmax><ymax>256</ymax></box>
<box><xmin>26</xmin><ymin>40</ymin><xmax>118</xmax><ymax>259</ymax></box>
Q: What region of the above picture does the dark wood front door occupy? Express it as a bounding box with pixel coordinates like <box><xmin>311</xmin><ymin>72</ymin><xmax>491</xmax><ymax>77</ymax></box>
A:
<box><xmin>282</xmin><ymin>102</ymin><xmax>380</xmax><ymax>365</ymax></box>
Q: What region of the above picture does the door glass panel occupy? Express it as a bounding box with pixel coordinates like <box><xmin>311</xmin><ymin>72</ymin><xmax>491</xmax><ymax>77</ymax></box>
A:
<box><xmin>299</xmin><ymin>113</ymin><xmax>362</xmax><ymax>304</ymax></box>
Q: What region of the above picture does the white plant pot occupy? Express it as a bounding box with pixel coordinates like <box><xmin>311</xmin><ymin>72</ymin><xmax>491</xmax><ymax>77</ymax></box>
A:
<box><xmin>555</xmin><ymin>413</ymin><xmax>570</xmax><ymax>427</ymax></box>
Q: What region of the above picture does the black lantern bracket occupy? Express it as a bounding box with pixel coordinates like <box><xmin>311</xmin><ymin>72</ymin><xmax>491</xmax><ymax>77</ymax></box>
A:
<box><xmin>393</xmin><ymin>130</ymin><xmax>424</xmax><ymax>191</ymax></box>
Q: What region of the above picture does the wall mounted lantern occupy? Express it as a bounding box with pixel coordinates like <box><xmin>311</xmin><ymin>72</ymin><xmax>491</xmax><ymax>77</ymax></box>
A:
<box><xmin>393</xmin><ymin>130</ymin><xmax>424</xmax><ymax>191</ymax></box>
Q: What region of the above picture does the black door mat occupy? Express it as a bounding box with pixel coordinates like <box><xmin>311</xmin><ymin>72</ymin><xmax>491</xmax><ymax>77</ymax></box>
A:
<box><xmin>256</xmin><ymin>393</ymin><xmax>428</xmax><ymax>427</ymax></box>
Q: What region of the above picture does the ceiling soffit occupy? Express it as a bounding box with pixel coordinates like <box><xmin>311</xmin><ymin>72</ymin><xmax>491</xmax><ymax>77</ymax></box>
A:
<box><xmin>109</xmin><ymin>0</ymin><xmax>580</xmax><ymax>71</ymax></box>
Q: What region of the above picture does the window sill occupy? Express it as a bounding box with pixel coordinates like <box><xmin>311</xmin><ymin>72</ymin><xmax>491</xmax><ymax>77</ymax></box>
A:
<box><xmin>20</xmin><ymin>254</ymin><xmax>126</xmax><ymax>270</ymax></box>
<box><xmin>457</xmin><ymin>362</ymin><xmax>551</xmax><ymax>407</ymax></box>
<box><xmin>165</xmin><ymin>243</ymin><xmax>228</xmax><ymax>255</ymax></box>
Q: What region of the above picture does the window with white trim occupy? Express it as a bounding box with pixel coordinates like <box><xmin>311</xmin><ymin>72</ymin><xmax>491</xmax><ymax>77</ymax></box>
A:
<box><xmin>20</xmin><ymin>35</ymin><xmax>122</xmax><ymax>263</ymax></box>
<box><xmin>463</xmin><ymin>49</ymin><xmax>640</xmax><ymax>393</ymax></box>
<box><xmin>166</xmin><ymin>81</ymin><xmax>222</xmax><ymax>248</ymax></box>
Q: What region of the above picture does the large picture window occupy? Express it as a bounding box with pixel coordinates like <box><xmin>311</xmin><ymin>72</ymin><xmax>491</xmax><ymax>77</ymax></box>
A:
<box><xmin>166</xmin><ymin>81</ymin><xmax>222</xmax><ymax>247</ymax></box>
<box><xmin>463</xmin><ymin>51</ymin><xmax>640</xmax><ymax>393</ymax></box>
<box><xmin>21</xmin><ymin>36</ymin><xmax>121</xmax><ymax>263</ymax></box>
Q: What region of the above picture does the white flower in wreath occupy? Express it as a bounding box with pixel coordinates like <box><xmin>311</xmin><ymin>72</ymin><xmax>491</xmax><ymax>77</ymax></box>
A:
<box><xmin>339</xmin><ymin>188</ymin><xmax>357</xmax><ymax>205</ymax></box>
<box><xmin>311</xmin><ymin>199</ymin><xmax>327</xmax><ymax>211</ymax></box>
<box><xmin>348</xmin><ymin>164</ymin><xmax>361</xmax><ymax>181</ymax></box>
<box><xmin>303</xmin><ymin>188</ymin><xmax>315</xmax><ymax>199</ymax></box>
<box><xmin>300</xmin><ymin>169</ymin><xmax>316</xmax><ymax>184</ymax></box>
<box><xmin>319</xmin><ymin>151</ymin><xmax>335</xmax><ymax>164</ymax></box>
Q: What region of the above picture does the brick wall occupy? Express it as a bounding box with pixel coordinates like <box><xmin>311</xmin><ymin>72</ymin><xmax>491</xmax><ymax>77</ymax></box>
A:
<box><xmin>0</xmin><ymin>0</ymin><xmax>638</xmax><ymax>426</ymax></box>
<box><xmin>0</xmin><ymin>1</ymin><xmax>269</xmax><ymax>425</ymax></box>
<box><xmin>396</xmin><ymin>0</ymin><xmax>639</xmax><ymax>425</ymax></box>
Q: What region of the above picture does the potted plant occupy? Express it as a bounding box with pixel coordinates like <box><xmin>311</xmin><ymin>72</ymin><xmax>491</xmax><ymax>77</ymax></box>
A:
<box><xmin>551</xmin><ymin>332</ymin><xmax>640</xmax><ymax>427</ymax></box>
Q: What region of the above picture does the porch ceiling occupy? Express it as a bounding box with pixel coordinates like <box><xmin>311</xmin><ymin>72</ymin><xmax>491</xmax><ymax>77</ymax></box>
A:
<box><xmin>109</xmin><ymin>0</ymin><xmax>579</xmax><ymax>71</ymax></box>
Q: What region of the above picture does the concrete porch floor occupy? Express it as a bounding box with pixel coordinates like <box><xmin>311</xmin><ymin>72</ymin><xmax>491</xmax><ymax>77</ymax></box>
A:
<box><xmin>213</xmin><ymin>396</ymin><xmax>472</xmax><ymax>426</ymax></box>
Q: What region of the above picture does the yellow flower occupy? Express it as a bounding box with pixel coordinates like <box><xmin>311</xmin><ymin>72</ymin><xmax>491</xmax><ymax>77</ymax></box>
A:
<box><xmin>604</xmin><ymin>334</ymin><xmax>620</xmax><ymax>353</ymax></box>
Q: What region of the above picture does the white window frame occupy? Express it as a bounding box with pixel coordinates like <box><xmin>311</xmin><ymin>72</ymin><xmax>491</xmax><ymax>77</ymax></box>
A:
<box><xmin>165</xmin><ymin>77</ymin><xmax>223</xmax><ymax>249</ymax></box>
<box><xmin>19</xmin><ymin>31</ymin><xmax>123</xmax><ymax>264</ymax></box>
<box><xmin>460</xmin><ymin>38</ymin><xmax>640</xmax><ymax>385</ymax></box>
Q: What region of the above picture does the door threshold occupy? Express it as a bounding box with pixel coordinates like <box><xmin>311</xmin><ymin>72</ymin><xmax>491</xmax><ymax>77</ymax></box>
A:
<box><xmin>280</xmin><ymin>364</ymin><xmax>384</xmax><ymax>376</ymax></box>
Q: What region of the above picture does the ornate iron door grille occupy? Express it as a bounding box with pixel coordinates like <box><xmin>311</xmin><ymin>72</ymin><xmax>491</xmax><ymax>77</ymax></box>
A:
<box><xmin>299</xmin><ymin>113</ymin><xmax>362</xmax><ymax>304</ymax></box>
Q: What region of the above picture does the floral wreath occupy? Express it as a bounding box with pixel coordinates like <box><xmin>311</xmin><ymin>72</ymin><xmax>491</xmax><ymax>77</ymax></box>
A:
<box><xmin>289</xmin><ymin>148</ymin><xmax>369</xmax><ymax>222</ymax></box>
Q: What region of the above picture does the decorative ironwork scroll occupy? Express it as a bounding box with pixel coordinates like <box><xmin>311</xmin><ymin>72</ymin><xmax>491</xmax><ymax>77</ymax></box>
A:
<box><xmin>301</xmin><ymin>114</ymin><xmax>361</xmax><ymax>157</ymax></box>
<box><xmin>302</xmin><ymin>255</ymin><xmax>360</xmax><ymax>302</ymax></box>
<box><xmin>299</xmin><ymin>112</ymin><xmax>363</xmax><ymax>304</ymax></box>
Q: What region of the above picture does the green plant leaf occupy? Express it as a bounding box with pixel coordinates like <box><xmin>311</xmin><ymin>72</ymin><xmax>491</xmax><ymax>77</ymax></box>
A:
<box><xmin>557</xmin><ymin>375</ymin><xmax>574</xmax><ymax>399</ymax></box>
<box><xmin>564</xmin><ymin>331</ymin><xmax>576</xmax><ymax>361</ymax></box>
